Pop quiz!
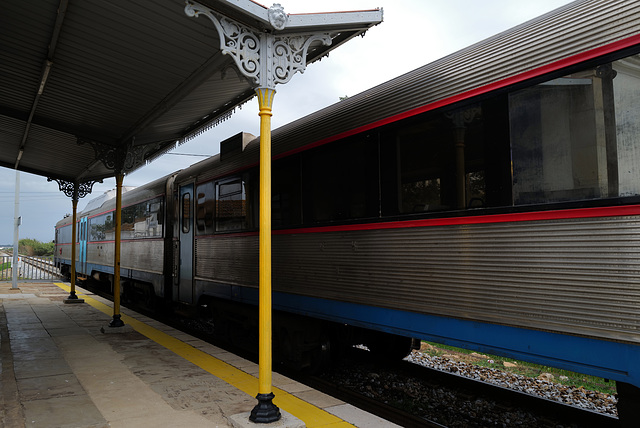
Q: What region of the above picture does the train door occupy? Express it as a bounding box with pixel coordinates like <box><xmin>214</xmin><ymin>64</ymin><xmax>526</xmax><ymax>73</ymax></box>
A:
<box><xmin>178</xmin><ymin>184</ymin><xmax>194</xmax><ymax>304</ymax></box>
<box><xmin>78</xmin><ymin>216</ymin><xmax>88</xmax><ymax>275</ymax></box>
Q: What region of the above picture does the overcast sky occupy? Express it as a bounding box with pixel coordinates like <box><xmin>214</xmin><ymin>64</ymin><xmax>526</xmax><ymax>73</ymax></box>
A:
<box><xmin>0</xmin><ymin>0</ymin><xmax>574</xmax><ymax>244</ymax></box>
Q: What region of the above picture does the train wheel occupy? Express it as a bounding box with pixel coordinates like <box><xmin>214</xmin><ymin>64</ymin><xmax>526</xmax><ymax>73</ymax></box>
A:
<box><xmin>366</xmin><ymin>332</ymin><xmax>415</xmax><ymax>361</ymax></box>
<box><xmin>61</xmin><ymin>265</ymin><xmax>71</xmax><ymax>281</ymax></box>
<box><xmin>306</xmin><ymin>333</ymin><xmax>332</xmax><ymax>374</ymax></box>
<box><xmin>616</xmin><ymin>381</ymin><xmax>640</xmax><ymax>427</ymax></box>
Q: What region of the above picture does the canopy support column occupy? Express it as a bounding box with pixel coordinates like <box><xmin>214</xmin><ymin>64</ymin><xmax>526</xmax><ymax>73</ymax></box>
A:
<box><xmin>109</xmin><ymin>172</ymin><xmax>125</xmax><ymax>327</ymax></box>
<box><xmin>67</xmin><ymin>198</ymin><xmax>82</xmax><ymax>303</ymax></box>
<box><xmin>250</xmin><ymin>87</ymin><xmax>280</xmax><ymax>423</ymax></box>
<box><xmin>48</xmin><ymin>178</ymin><xmax>101</xmax><ymax>302</ymax></box>
<box><xmin>183</xmin><ymin>2</ymin><xmax>378</xmax><ymax>422</ymax></box>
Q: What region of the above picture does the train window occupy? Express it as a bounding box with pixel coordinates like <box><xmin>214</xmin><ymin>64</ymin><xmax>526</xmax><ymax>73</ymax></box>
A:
<box><xmin>380</xmin><ymin>96</ymin><xmax>512</xmax><ymax>216</ymax></box>
<box><xmin>196</xmin><ymin>181</ymin><xmax>215</xmax><ymax>235</ymax></box>
<box><xmin>182</xmin><ymin>193</ymin><xmax>191</xmax><ymax>234</ymax></box>
<box><xmin>510</xmin><ymin>54</ymin><xmax>640</xmax><ymax>204</ymax></box>
<box><xmin>56</xmin><ymin>225</ymin><xmax>72</xmax><ymax>244</ymax></box>
<box><xmin>215</xmin><ymin>177</ymin><xmax>249</xmax><ymax>232</ymax></box>
<box><xmin>395</xmin><ymin>113</ymin><xmax>456</xmax><ymax>213</ymax></box>
<box><xmin>612</xmin><ymin>55</ymin><xmax>640</xmax><ymax>197</ymax></box>
<box><xmin>117</xmin><ymin>197</ymin><xmax>164</xmax><ymax>239</ymax></box>
<box><xmin>272</xmin><ymin>155</ymin><xmax>302</xmax><ymax>227</ymax></box>
<box><xmin>301</xmin><ymin>134</ymin><xmax>379</xmax><ymax>223</ymax></box>
<box><xmin>88</xmin><ymin>213</ymin><xmax>113</xmax><ymax>241</ymax></box>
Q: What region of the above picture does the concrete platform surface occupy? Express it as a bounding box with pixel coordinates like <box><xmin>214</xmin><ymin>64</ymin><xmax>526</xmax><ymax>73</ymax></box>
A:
<box><xmin>0</xmin><ymin>282</ymin><xmax>400</xmax><ymax>428</ymax></box>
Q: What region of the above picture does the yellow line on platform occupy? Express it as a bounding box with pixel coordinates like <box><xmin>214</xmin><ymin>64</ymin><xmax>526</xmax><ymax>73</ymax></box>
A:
<box><xmin>54</xmin><ymin>283</ymin><xmax>353</xmax><ymax>427</ymax></box>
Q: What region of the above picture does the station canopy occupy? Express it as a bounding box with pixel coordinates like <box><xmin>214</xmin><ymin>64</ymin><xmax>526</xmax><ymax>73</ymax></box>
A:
<box><xmin>0</xmin><ymin>0</ymin><xmax>382</xmax><ymax>183</ymax></box>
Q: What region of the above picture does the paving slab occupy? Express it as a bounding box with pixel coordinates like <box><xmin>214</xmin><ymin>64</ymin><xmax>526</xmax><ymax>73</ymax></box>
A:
<box><xmin>22</xmin><ymin>394</ymin><xmax>108</xmax><ymax>428</ymax></box>
<box><xmin>17</xmin><ymin>373</ymin><xmax>85</xmax><ymax>401</ymax></box>
<box><xmin>1</xmin><ymin>282</ymin><xmax>399</xmax><ymax>428</ymax></box>
<box><xmin>13</xmin><ymin>357</ymin><xmax>73</xmax><ymax>380</ymax></box>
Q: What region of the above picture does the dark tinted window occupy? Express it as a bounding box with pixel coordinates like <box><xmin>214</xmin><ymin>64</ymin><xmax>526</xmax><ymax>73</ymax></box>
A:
<box><xmin>380</xmin><ymin>98</ymin><xmax>511</xmax><ymax>216</ymax></box>
<box><xmin>272</xmin><ymin>155</ymin><xmax>302</xmax><ymax>228</ymax></box>
<box><xmin>302</xmin><ymin>134</ymin><xmax>379</xmax><ymax>223</ymax></box>
<box><xmin>196</xmin><ymin>181</ymin><xmax>215</xmax><ymax>235</ymax></box>
<box><xmin>215</xmin><ymin>173</ymin><xmax>256</xmax><ymax>232</ymax></box>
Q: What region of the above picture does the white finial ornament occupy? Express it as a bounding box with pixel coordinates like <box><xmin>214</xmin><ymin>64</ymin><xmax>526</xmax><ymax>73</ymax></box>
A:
<box><xmin>268</xmin><ymin>4</ymin><xmax>288</xmax><ymax>30</ymax></box>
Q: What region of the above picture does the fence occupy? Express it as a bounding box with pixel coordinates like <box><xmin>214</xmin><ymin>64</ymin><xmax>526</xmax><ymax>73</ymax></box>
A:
<box><xmin>0</xmin><ymin>254</ymin><xmax>62</xmax><ymax>282</ymax></box>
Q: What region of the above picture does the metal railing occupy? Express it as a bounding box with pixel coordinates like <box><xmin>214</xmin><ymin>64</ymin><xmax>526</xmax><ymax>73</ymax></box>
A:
<box><xmin>0</xmin><ymin>254</ymin><xmax>62</xmax><ymax>282</ymax></box>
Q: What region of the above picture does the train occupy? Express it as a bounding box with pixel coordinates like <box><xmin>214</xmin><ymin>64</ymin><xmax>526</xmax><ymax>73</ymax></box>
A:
<box><xmin>55</xmin><ymin>0</ymin><xmax>640</xmax><ymax>422</ymax></box>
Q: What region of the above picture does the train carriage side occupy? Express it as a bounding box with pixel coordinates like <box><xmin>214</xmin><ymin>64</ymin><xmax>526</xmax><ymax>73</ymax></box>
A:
<box><xmin>55</xmin><ymin>176</ymin><xmax>174</xmax><ymax>304</ymax></box>
<box><xmin>54</xmin><ymin>216</ymin><xmax>73</xmax><ymax>277</ymax></box>
<box><xmin>174</xmin><ymin>0</ymin><xmax>640</xmax><ymax>413</ymax></box>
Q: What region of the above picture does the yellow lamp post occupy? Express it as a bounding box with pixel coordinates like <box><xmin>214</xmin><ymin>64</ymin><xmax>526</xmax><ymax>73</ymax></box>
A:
<box><xmin>70</xmin><ymin>198</ymin><xmax>78</xmax><ymax>295</ymax></box>
<box><xmin>251</xmin><ymin>87</ymin><xmax>279</xmax><ymax>421</ymax></box>
<box><xmin>109</xmin><ymin>172</ymin><xmax>125</xmax><ymax>327</ymax></box>
<box><xmin>48</xmin><ymin>178</ymin><xmax>100</xmax><ymax>303</ymax></box>
<box><xmin>184</xmin><ymin>1</ymin><xmax>381</xmax><ymax>422</ymax></box>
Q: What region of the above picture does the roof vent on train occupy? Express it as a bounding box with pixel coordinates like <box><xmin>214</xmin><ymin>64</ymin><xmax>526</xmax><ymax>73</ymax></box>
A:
<box><xmin>82</xmin><ymin>187</ymin><xmax>136</xmax><ymax>212</ymax></box>
<box><xmin>220</xmin><ymin>132</ymin><xmax>256</xmax><ymax>161</ymax></box>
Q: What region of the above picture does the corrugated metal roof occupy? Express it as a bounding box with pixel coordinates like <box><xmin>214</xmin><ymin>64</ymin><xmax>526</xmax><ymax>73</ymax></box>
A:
<box><xmin>0</xmin><ymin>0</ymin><xmax>382</xmax><ymax>182</ymax></box>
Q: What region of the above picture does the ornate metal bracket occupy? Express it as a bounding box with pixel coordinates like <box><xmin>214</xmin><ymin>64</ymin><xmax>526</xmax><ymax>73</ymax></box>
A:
<box><xmin>78</xmin><ymin>139</ymin><xmax>161</xmax><ymax>174</ymax></box>
<box><xmin>47</xmin><ymin>177</ymin><xmax>102</xmax><ymax>202</ymax></box>
<box><xmin>185</xmin><ymin>1</ymin><xmax>332</xmax><ymax>89</ymax></box>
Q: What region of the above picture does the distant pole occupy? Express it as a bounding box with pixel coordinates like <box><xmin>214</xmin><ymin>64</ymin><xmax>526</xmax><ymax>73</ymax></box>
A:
<box><xmin>11</xmin><ymin>169</ymin><xmax>20</xmax><ymax>289</ymax></box>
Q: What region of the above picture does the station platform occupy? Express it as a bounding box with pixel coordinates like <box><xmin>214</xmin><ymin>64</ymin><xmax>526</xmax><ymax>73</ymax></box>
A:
<box><xmin>0</xmin><ymin>282</ymin><xmax>399</xmax><ymax>428</ymax></box>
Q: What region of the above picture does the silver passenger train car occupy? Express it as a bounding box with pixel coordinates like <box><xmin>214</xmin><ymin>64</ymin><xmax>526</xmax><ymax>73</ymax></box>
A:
<box><xmin>55</xmin><ymin>0</ymin><xmax>640</xmax><ymax>419</ymax></box>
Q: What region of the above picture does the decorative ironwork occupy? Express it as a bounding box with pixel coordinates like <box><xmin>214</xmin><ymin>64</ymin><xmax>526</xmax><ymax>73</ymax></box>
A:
<box><xmin>78</xmin><ymin>139</ymin><xmax>160</xmax><ymax>174</ymax></box>
<box><xmin>185</xmin><ymin>1</ymin><xmax>332</xmax><ymax>89</ymax></box>
<box><xmin>47</xmin><ymin>178</ymin><xmax>102</xmax><ymax>201</ymax></box>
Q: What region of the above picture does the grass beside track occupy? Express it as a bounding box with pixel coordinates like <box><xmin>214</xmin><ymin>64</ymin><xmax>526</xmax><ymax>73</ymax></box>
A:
<box><xmin>421</xmin><ymin>341</ymin><xmax>616</xmax><ymax>395</ymax></box>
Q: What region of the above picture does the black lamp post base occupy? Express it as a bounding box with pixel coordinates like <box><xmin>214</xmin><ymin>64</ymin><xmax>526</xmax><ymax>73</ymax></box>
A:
<box><xmin>64</xmin><ymin>292</ymin><xmax>84</xmax><ymax>304</ymax></box>
<box><xmin>109</xmin><ymin>314</ymin><xmax>125</xmax><ymax>327</ymax></box>
<box><xmin>249</xmin><ymin>392</ymin><xmax>281</xmax><ymax>423</ymax></box>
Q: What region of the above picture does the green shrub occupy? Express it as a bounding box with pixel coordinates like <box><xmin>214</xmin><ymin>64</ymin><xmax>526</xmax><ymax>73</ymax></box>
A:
<box><xmin>19</xmin><ymin>238</ymin><xmax>54</xmax><ymax>257</ymax></box>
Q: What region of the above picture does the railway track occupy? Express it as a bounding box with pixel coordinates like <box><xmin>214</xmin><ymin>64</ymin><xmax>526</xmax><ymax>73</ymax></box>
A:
<box><xmin>310</xmin><ymin>350</ymin><xmax>620</xmax><ymax>427</ymax></box>
<box><xmin>170</xmin><ymin>317</ymin><xmax>623</xmax><ymax>427</ymax></box>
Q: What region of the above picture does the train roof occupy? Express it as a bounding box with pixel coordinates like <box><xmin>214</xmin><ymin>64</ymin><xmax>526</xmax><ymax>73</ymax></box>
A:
<box><xmin>165</xmin><ymin>1</ymin><xmax>640</xmax><ymax>185</ymax></box>
<box><xmin>81</xmin><ymin>187</ymin><xmax>137</xmax><ymax>213</ymax></box>
<box><xmin>261</xmin><ymin>0</ymin><xmax>640</xmax><ymax>158</ymax></box>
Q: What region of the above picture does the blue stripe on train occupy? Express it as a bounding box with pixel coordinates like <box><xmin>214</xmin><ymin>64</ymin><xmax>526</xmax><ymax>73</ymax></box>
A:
<box><xmin>221</xmin><ymin>283</ymin><xmax>640</xmax><ymax>388</ymax></box>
